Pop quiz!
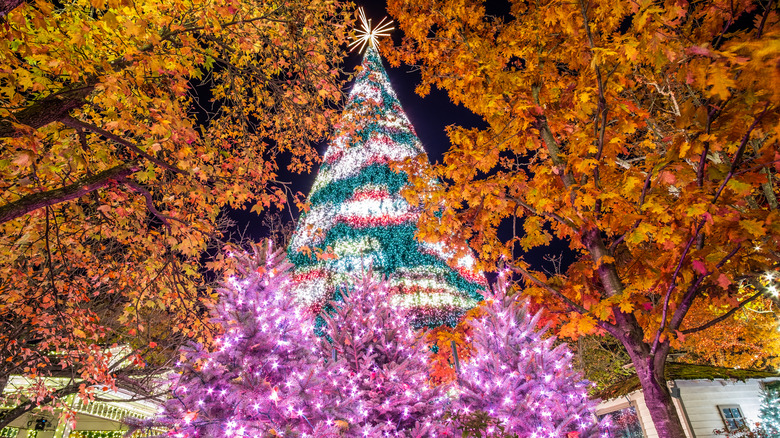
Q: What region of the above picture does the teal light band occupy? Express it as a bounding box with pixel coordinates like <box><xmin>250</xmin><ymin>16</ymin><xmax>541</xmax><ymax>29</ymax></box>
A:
<box><xmin>309</xmin><ymin>164</ymin><xmax>409</xmax><ymax>207</ymax></box>
<box><xmin>290</xmin><ymin>223</ymin><xmax>483</xmax><ymax>300</ymax></box>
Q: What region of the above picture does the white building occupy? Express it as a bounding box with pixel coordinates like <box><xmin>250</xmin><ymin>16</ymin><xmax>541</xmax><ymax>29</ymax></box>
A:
<box><xmin>0</xmin><ymin>376</ymin><xmax>162</xmax><ymax>438</ymax></box>
<box><xmin>595</xmin><ymin>364</ymin><xmax>779</xmax><ymax>438</ymax></box>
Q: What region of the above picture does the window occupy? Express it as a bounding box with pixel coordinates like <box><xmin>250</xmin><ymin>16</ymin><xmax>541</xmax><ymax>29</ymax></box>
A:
<box><xmin>598</xmin><ymin>405</ymin><xmax>645</xmax><ymax>438</ymax></box>
<box><xmin>718</xmin><ymin>405</ymin><xmax>747</xmax><ymax>431</ymax></box>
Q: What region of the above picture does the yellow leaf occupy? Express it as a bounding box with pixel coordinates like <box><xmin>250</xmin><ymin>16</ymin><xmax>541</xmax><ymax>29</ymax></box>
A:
<box><xmin>740</xmin><ymin>219</ymin><xmax>765</xmax><ymax>238</ymax></box>
<box><xmin>619</xmin><ymin>300</ymin><xmax>635</xmax><ymax>313</ymax></box>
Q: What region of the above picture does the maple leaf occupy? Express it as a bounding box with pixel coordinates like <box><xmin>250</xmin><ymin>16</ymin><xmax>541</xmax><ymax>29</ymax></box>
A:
<box><xmin>716</xmin><ymin>274</ymin><xmax>731</xmax><ymax>289</ymax></box>
<box><xmin>692</xmin><ymin>260</ymin><xmax>708</xmax><ymax>275</ymax></box>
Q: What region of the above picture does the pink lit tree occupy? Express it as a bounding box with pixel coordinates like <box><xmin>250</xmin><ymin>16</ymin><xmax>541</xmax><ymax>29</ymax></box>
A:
<box><xmin>453</xmin><ymin>273</ymin><xmax>608</xmax><ymax>437</ymax></box>
<box><xmin>316</xmin><ymin>273</ymin><xmax>452</xmax><ymax>436</ymax></box>
<box><xmin>144</xmin><ymin>242</ymin><xmax>342</xmax><ymax>437</ymax></box>
<box><xmin>141</xmin><ymin>243</ymin><xmax>608</xmax><ymax>437</ymax></box>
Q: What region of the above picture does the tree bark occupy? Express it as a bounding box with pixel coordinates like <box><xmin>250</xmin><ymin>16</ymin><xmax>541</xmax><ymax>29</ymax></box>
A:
<box><xmin>0</xmin><ymin>86</ymin><xmax>94</xmax><ymax>138</ymax></box>
<box><xmin>0</xmin><ymin>162</ymin><xmax>137</xmax><ymax>224</ymax></box>
<box><xmin>0</xmin><ymin>0</ymin><xmax>24</xmax><ymax>17</ymax></box>
<box><xmin>629</xmin><ymin>346</ymin><xmax>689</xmax><ymax>438</ymax></box>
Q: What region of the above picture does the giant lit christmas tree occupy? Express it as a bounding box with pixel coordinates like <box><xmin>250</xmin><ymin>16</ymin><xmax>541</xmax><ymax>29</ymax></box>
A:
<box><xmin>288</xmin><ymin>42</ymin><xmax>485</xmax><ymax>329</ymax></box>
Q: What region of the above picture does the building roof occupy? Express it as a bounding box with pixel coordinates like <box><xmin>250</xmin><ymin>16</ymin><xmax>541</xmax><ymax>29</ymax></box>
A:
<box><xmin>593</xmin><ymin>363</ymin><xmax>779</xmax><ymax>400</ymax></box>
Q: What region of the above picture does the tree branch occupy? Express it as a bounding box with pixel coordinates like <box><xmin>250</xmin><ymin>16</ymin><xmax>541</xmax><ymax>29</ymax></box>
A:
<box><xmin>578</xmin><ymin>0</ymin><xmax>609</xmax><ymax>166</ymax></box>
<box><xmin>0</xmin><ymin>163</ymin><xmax>137</xmax><ymax>224</ymax></box>
<box><xmin>610</xmin><ymin>164</ymin><xmax>666</xmax><ymax>252</ymax></box>
<box><xmin>755</xmin><ymin>0</ymin><xmax>774</xmax><ymax>39</ymax></box>
<box><xmin>711</xmin><ymin>103</ymin><xmax>770</xmax><ymax>205</ymax></box>
<box><xmin>510</xmin><ymin>262</ymin><xmax>603</xmax><ymax>322</ymax></box>
<box><xmin>681</xmin><ymin>289</ymin><xmax>765</xmax><ymax>335</ymax></box>
<box><xmin>651</xmin><ymin>218</ymin><xmax>704</xmax><ymax>354</ymax></box>
<box><xmin>61</xmin><ymin>116</ymin><xmax>185</xmax><ymax>175</ymax></box>
<box><xmin>0</xmin><ymin>382</ymin><xmax>81</xmax><ymax>430</ymax></box>
<box><xmin>650</xmin><ymin>106</ymin><xmax>768</xmax><ymax>352</ymax></box>
<box><xmin>510</xmin><ymin>195</ymin><xmax>575</xmax><ymax>228</ymax></box>
<box><xmin>0</xmin><ymin>0</ymin><xmax>25</xmax><ymax>17</ymax></box>
<box><xmin>531</xmin><ymin>86</ymin><xmax>575</xmax><ymax>189</ymax></box>
<box><xmin>669</xmin><ymin>244</ymin><xmax>743</xmax><ymax>331</ymax></box>
<box><xmin>123</xmin><ymin>179</ymin><xmax>173</xmax><ymax>231</ymax></box>
<box><xmin>0</xmin><ymin>86</ymin><xmax>96</xmax><ymax>138</ymax></box>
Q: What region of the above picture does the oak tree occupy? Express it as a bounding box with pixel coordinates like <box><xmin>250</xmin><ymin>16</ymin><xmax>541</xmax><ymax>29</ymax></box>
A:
<box><xmin>387</xmin><ymin>0</ymin><xmax>780</xmax><ymax>436</ymax></box>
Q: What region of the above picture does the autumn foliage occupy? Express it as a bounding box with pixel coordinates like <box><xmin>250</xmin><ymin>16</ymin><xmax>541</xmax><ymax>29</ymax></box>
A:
<box><xmin>0</xmin><ymin>0</ymin><xmax>351</xmax><ymax>424</ymax></box>
<box><xmin>387</xmin><ymin>0</ymin><xmax>780</xmax><ymax>436</ymax></box>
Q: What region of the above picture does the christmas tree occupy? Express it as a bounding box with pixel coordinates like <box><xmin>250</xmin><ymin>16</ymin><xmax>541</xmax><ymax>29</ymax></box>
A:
<box><xmin>287</xmin><ymin>44</ymin><xmax>485</xmax><ymax>330</ymax></box>
<box><xmin>148</xmin><ymin>242</ymin><xmax>343</xmax><ymax>437</ymax></box>
<box><xmin>454</xmin><ymin>272</ymin><xmax>608</xmax><ymax>437</ymax></box>
<box><xmin>316</xmin><ymin>272</ymin><xmax>451</xmax><ymax>436</ymax></box>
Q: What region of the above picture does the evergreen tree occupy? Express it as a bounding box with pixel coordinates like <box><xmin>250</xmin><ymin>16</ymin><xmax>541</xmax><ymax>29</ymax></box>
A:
<box><xmin>759</xmin><ymin>381</ymin><xmax>780</xmax><ymax>437</ymax></box>
<box><xmin>454</xmin><ymin>273</ymin><xmax>607</xmax><ymax>437</ymax></box>
<box><xmin>143</xmin><ymin>245</ymin><xmax>605</xmax><ymax>438</ymax></box>
<box><xmin>149</xmin><ymin>242</ymin><xmax>342</xmax><ymax>437</ymax></box>
<box><xmin>143</xmin><ymin>33</ymin><xmax>606</xmax><ymax>438</ymax></box>
<box><xmin>316</xmin><ymin>273</ymin><xmax>452</xmax><ymax>436</ymax></box>
<box><xmin>288</xmin><ymin>46</ymin><xmax>485</xmax><ymax>330</ymax></box>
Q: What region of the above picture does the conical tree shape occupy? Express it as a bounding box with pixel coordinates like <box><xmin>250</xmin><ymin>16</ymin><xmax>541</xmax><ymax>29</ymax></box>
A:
<box><xmin>288</xmin><ymin>47</ymin><xmax>485</xmax><ymax>329</ymax></box>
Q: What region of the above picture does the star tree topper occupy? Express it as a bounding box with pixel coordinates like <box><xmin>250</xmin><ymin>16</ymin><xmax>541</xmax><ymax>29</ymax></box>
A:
<box><xmin>349</xmin><ymin>8</ymin><xmax>394</xmax><ymax>53</ymax></box>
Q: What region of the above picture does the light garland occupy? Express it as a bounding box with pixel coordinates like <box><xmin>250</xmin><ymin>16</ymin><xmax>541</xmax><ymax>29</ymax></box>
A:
<box><xmin>68</xmin><ymin>431</ymin><xmax>139</xmax><ymax>438</ymax></box>
<box><xmin>288</xmin><ymin>46</ymin><xmax>485</xmax><ymax>328</ymax></box>
<box><xmin>0</xmin><ymin>428</ymin><xmax>18</xmax><ymax>438</ymax></box>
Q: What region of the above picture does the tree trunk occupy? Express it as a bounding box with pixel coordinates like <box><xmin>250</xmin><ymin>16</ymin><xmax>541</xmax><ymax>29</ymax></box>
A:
<box><xmin>583</xmin><ymin>229</ymin><xmax>689</xmax><ymax>437</ymax></box>
<box><xmin>623</xmin><ymin>337</ymin><xmax>689</xmax><ymax>438</ymax></box>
